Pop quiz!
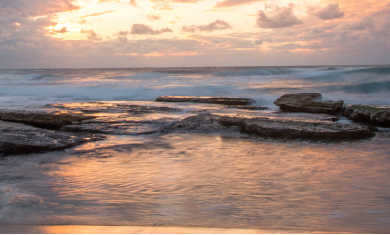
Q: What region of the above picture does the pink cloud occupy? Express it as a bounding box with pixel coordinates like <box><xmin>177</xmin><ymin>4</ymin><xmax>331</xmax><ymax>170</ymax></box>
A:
<box><xmin>256</xmin><ymin>3</ymin><xmax>303</xmax><ymax>28</ymax></box>
<box><xmin>130</xmin><ymin>24</ymin><xmax>173</xmax><ymax>35</ymax></box>
<box><xmin>314</xmin><ymin>3</ymin><xmax>345</xmax><ymax>20</ymax></box>
<box><xmin>0</xmin><ymin>0</ymin><xmax>80</xmax><ymax>17</ymax></box>
<box><xmin>182</xmin><ymin>20</ymin><xmax>232</xmax><ymax>33</ymax></box>
<box><xmin>213</xmin><ymin>0</ymin><xmax>265</xmax><ymax>8</ymax></box>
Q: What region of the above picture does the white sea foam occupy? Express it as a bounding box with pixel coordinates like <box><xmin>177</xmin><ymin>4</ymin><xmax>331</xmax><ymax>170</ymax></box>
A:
<box><xmin>0</xmin><ymin>185</ymin><xmax>43</xmax><ymax>223</ymax></box>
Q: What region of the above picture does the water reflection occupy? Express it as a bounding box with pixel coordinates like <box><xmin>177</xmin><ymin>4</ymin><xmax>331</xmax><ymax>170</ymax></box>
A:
<box><xmin>1</xmin><ymin>132</ymin><xmax>390</xmax><ymax>232</ymax></box>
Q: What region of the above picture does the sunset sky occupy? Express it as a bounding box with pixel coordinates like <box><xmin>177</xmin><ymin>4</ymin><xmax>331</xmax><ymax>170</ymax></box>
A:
<box><xmin>0</xmin><ymin>0</ymin><xmax>389</xmax><ymax>68</ymax></box>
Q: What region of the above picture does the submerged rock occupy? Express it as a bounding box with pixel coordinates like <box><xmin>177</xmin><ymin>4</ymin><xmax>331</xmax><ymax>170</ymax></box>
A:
<box><xmin>156</xmin><ymin>96</ymin><xmax>256</xmax><ymax>105</ymax></box>
<box><xmin>342</xmin><ymin>105</ymin><xmax>390</xmax><ymax>126</ymax></box>
<box><xmin>274</xmin><ymin>93</ymin><xmax>344</xmax><ymax>115</ymax></box>
<box><xmin>0</xmin><ymin>121</ymin><xmax>105</xmax><ymax>156</ymax></box>
<box><xmin>0</xmin><ymin>110</ymin><xmax>96</xmax><ymax>129</ymax></box>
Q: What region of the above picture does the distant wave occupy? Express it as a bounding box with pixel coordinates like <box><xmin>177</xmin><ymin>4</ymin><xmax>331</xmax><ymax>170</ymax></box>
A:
<box><xmin>214</xmin><ymin>68</ymin><xmax>301</xmax><ymax>77</ymax></box>
<box><xmin>0</xmin><ymin>66</ymin><xmax>389</xmax><ymax>109</ymax></box>
<box><xmin>329</xmin><ymin>81</ymin><xmax>390</xmax><ymax>94</ymax></box>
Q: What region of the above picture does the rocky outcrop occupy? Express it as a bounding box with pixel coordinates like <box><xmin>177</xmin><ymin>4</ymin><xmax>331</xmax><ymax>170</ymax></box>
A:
<box><xmin>274</xmin><ymin>93</ymin><xmax>344</xmax><ymax>115</ymax></box>
<box><xmin>49</xmin><ymin>102</ymin><xmax>181</xmax><ymax>114</ymax></box>
<box><xmin>0</xmin><ymin>110</ymin><xmax>96</xmax><ymax>129</ymax></box>
<box><xmin>227</xmin><ymin>105</ymin><xmax>269</xmax><ymax>110</ymax></box>
<box><xmin>156</xmin><ymin>96</ymin><xmax>256</xmax><ymax>105</ymax></box>
<box><xmin>169</xmin><ymin>114</ymin><xmax>376</xmax><ymax>140</ymax></box>
<box><xmin>60</xmin><ymin>122</ymin><xmax>170</xmax><ymax>135</ymax></box>
<box><xmin>219</xmin><ymin>116</ymin><xmax>376</xmax><ymax>141</ymax></box>
<box><xmin>172</xmin><ymin>113</ymin><xmax>225</xmax><ymax>133</ymax></box>
<box><xmin>342</xmin><ymin>105</ymin><xmax>390</xmax><ymax>126</ymax></box>
<box><xmin>0</xmin><ymin>121</ymin><xmax>105</xmax><ymax>156</ymax></box>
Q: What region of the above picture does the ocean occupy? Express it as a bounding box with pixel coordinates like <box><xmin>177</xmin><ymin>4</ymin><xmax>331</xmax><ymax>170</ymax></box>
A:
<box><xmin>0</xmin><ymin>66</ymin><xmax>390</xmax><ymax>232</ymax></box>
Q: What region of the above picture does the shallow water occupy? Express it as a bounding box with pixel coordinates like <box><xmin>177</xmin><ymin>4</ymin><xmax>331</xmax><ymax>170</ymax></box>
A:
<box><xmin>0</xmin><ymin>66</ymin><xmax>390</xmax><ymax>232</ymax></box>
<box><xmin>1</xmin><ymin>130</ymin><xmax>390</xmax><ymax>232</ymax></box>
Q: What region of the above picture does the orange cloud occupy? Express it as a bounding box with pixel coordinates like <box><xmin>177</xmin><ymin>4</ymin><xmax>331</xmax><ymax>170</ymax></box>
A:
<box><xmin>115</xmin><ymin>53</ymin><xmax>140</xmax><ymax>56</ymax></box>
<box><xmin>79</xmin><ymin>10</ymin><xmax>117</xmax><ymax>19</ymax></box>
<box><xmin>213</xmin><ymin>0</ymin><xmax>265</xmax><ymax>8</ymax></box>
<box><xmin>0</xmin><ymin>0</ymin><xmax>80</xmax><ymax>17</ymax></box>
<box><xmin>141</xmin><ymin>51</ymin><xmax>206</xmax><ymax>57</ymax></box>
<box><xmin>167</xmin><ymin>51</ymin><xmax>207</xmax><ymax>56</ymax></box>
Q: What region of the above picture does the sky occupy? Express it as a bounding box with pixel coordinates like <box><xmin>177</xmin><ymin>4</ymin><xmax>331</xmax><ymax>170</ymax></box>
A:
<box><xmin>0</xmin><ymin>0</ymin><xmax>389</xmax><ymax>68</ymax></box>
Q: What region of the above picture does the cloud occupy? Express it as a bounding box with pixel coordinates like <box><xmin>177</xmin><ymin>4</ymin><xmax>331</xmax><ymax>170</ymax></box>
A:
<box><xmin>80</xmin><ymin>29</ymin><xmax>102</xmax><ymax>40</ymax></box>
<box><xmin>118</xmin><ymin>30</ymin><xmax>129</xmax><ymax>36</ymax></box>
<box><xmin>77</xmin><ymin>10</ymin><xmax>117</xmax><ymax>24</ymax></box>
<box><xmin>79</xmin><ymin>10</ymin><xmax>117</xmax><ymax>19</ymax></box>
<box><xmin>56</xmin><ymin>27</ymin><xmax>68</xmax><ymax>33</ymax></box>
<box><xmin>149</xmin><ymin>0</ymin><xmax>201</xmax><ymax>3</ymax></box>
<box><xmin>182</xmin><ymin>20</ymin><xmax>232</xmax><ymax>33</ymax></box>
<box><xmin>341</xmin><ymin>16</ymin><xmax>375</xmax><ymax>30</ymax></box>
<box><xmin>130</xmin><ymin>24</ymin><xmax>173</xmax><ymax>35</ymax></box>
<box><xmin>146</xmin><ymin>14</ymin><xmax>161</xmax><ymax>21</ymax></box>
<box><xmin>148</xmin><ymin>0</ymin><xmax>202</xmax><ymax>11</ymax></box>
<box><xmin>99</xmin><ymin>0</ymin><xmax>137</xmax><ymax>6</ymax></box>
<box><xmin>256</xmin><ymin>3</ymin><xmax>303</xmax><ymax>28</ymax></box>
<box><xmin>309</xmin><ymin>26</ymin><xmax>325</xmax><ymax>34</ymax></box>
<box><xmin>118</xmin><ymin>36</ymin><xmax>128</xmax><ymax>43</ymax></box>
<box><xmin>212</xmin><ymin>0</ymin><xmax>265</xmax><ymax>8</ymax></box>
<box><xmin>0</xmin><ymin>0</ymin><xmax>80</xmax><ymax>17</ymax></box>
<box><xmin>314</xmin><ymin>3</ymin><xmax>344</xmax><ymax>20</ymax></box>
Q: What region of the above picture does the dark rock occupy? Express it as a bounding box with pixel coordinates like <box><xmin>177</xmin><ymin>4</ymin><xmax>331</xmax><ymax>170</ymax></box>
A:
<box><xmin>48</xmin><ymin>102</ymin><xmax>181</xmax><ymax>115</ymax></box>
<box><xmin>227</xmin><ymin>105</ymin><xmax>269</xmax><ymax>110</ymax></box>
<box><xmin>0</xmin><ymin>122</ymin><xmax>105</xmax><ymax>156</ymax></box>
<box><xmin>0</xmin><ymin>110</ymin><xmax>96</xmax><ymax>129</ymax></box>
<box><xmin>60</xmin><ymin>122</ymin><xmax>169</xmax><ymax>135</ymax></box>
<box><xmin>171</xmin><ymin>113</ymin><xmax>227</xmax><ymax>133</ymax></box>
<box><xmin>220</xmin><ymin>116</ymin><xmax>376</xmax><ymax>141</ymax></box>
<box><xmin>320</xmin><ymin>117</ymin><xmax>340</xmax><ymax>122</ymax></box>
<box><xmin>342</xmin><ymin>105</ymin><xmax>390</xmax><ymax>126</ymax></box>
<box><xmin>156</xmin><ymin>96</ymin><xmax>256</xmax><ymax>105</ymax></box>
<box><xmin>274</xmin><ymin>93</ymin><xmax>344</xmax><ymax>115</ymax></box>
<box><xmin>169</xmin><ymin>113</ymin><xmax>376</xmax><ymax>140</ymax></box>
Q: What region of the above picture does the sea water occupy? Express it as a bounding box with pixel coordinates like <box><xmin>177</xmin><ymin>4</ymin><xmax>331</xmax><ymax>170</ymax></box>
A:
<box><xmin>0</xmin><ymin>66</ymin><xmax>389</xmax><ymax>232</ymax></box>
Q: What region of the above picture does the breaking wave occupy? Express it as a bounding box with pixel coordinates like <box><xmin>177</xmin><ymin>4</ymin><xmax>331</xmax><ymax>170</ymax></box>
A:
<box><xmin>0</xmin><ymin>65</ymin><xmax>389</xmax><ymax>108</ymax></box>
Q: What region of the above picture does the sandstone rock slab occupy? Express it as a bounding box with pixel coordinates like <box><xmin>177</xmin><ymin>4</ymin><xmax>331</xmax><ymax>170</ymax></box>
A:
<box><xmin>274</xmin><ymin>93</ymin><xmax>344</xmax><ymax>115</ymax></box>
<box><xmin>60</xmin><ymin>122</ymin><xmax>169</xmax><ymax>135</ymax></box>
<box><xmin>156</xmin><ymin>96</ymin><xmax>255</xmax><ymax>105</ymax></box>
<box><xmin>342</xmin><ymin>105</ymin><xmax>390</xmax><ymax>126</ymax></box>
<box><xmin>220</xmin><ymin>116</ymin><xmax>376</xmax><ymax>141</ymax></box>
<box><xmin>227</xmin><ymin>105</ymin><xmax>269</xmax><ymax>110</ymax></box>
<box><xmin>0</xmin><ymin>126</ymin><xmax>105</xmax><ymax>156</ymax></box>
<box><xmin>0</xmin><ymin>110</ymin><xmax>96</xmax><ymax>129</ymax></box>
<box><xmin>171</xmin><ymin>113</ymin><xmax>225</xmax><ymax>133</ymax></box>
<box><xmin>49</xmin><ymin>102</ymin><xmax>181</xmax><ymax>114</ymax></box>
<box><xmin>169</xmin><ymin>113</ymin><xmax>376</xmax><ymax>140</ymax></box>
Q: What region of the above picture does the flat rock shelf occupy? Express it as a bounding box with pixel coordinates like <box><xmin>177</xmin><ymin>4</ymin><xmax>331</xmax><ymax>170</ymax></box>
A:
<box><xmin>274</xmin><ymin>93</ymin><xmax>344</xmax><ymax>115</ymax></box>
<box><xmin>0</xmin><ymin>121</ymin><xmax>105</xmax><ymax>156</ymax></box>
<box><xmin>156</xmin><ymin>96</ymin><xmax>256</xmax><ymax>105</ymax></box>
<box><xmin>169</xmin><ymin>113</ymin><xmax>377</xmax><ymax>141</ymax></box>
<box><xmin>342</xmin><ymin>105</ymin><xmax>390</xmax><ymax>126</ymax></box>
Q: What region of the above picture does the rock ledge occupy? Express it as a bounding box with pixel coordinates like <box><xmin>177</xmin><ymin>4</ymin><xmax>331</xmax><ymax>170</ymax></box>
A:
<box><xmin>342</xmin><ymin>105</ymin><xmax>390</xmax><ymax>126</ymax></box>
<box><xmin>156</xmin><ymin>96</ymin><xmax>255</xmax><ymax>105</ymax></box>
<box><xmin>274</xmin><ymin>93</ymin><xmax>344</xmax><ymax>115</ymax></box>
